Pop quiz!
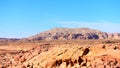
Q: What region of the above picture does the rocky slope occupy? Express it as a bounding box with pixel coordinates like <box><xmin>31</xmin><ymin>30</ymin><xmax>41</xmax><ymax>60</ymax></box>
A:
<box><xmin>23</xmin><ymin>44</ymin><xmax>120</xmax><ymax>68</ymax></box>
<box><xmin>1</xmin><ymin>41</ymin><xmax>120</xmax><ymax>68</ymax></box>
<box><xmin>0</xmin><ymin>40</ymin><xmax>120</xmax><ymax>68</ymax></box>
<box><xmin>26</xmin><ymin>28</ymin><xmax>120</xmax><ymax>41</ymax></box>
<box><xmin>108</xmin><ymin>33</ymin><xmax>120</xmax><ymax>39</ymax></box>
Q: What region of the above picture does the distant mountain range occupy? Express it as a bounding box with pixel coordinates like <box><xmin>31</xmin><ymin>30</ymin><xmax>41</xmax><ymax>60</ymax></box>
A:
<box><xmin>24</xmin><ymin>28</ymin><xmax>120</xmax><ymax>41</ymax></box>
<box><xmin>0</xmin><ymin>38</ymin><xmax>20</xmax><ymax>41</ymax></box>
<box><xmin>0</xmin><ymin>28</ymin><xmax>120</xmax><ymax>41</ymax></box>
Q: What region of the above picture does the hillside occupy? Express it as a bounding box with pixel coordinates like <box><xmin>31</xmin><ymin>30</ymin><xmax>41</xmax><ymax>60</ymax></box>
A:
<box><xmin>26</xmin><ymin>28</ymin><xmax>120</xmax><ymax>41</ymax></box>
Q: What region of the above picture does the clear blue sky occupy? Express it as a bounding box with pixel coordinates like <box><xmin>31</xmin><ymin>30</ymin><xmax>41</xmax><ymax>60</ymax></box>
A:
<box><xmin>0</xmin><ymin>0</ymin><xmax>120</xmax><ymax>38</ymax></box>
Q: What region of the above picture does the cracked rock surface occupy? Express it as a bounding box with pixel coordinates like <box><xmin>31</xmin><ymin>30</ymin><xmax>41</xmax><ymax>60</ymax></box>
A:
<box><xmin>22</xmin><ymin>44</ymin><xmax>120</xmax><ymax>68</ymax></box>
<box><xmin>0</xmin><ymin>40</ymin><xmax>120</xmax><ymax>68</ymax></box>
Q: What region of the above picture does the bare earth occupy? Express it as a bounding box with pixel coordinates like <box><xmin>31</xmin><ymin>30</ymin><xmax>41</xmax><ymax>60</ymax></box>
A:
<box><xmin>0</xmin><ymin>40</ymin><xmax>120</xmax><ymax>68</ymax></box>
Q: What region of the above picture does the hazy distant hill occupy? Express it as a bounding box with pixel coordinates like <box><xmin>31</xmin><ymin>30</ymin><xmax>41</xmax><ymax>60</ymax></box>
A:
<box><xmin>25</xmin><ymin>28</ymin><xmax>120</xmax><ymax>41</ymax></box>
<box><xmin>0</xmin><ymin>38</ymin><xmax>20</xmax><ymax>41</ymax></box>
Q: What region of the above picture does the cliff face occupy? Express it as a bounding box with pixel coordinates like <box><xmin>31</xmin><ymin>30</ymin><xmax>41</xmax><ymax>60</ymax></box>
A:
<box><xmin>26</xmin><ymin>28</ymin><xmax>120</xmax><ymax>41</ymax></box>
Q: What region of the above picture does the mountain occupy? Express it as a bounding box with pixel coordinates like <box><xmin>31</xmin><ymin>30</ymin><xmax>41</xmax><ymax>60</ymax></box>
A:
<box><xmin>108</xmin><ymin>33</ymin><xmax>120</xmax><ymax>39</ymax></box>
<box><xmin>0</xmin><ymin>38</ymin><xmax>20</xmax><ymax>41</ymax></box>
<box><xmin>25</xmin><ymin>27</ymin><xmax>120</xmax><ymax>41</ymax></box>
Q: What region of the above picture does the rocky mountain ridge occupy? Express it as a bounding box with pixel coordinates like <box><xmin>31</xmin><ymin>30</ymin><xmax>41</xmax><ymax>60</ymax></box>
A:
<box><xmin>0</xmin><ymin>28</ymin><xmax>120</xmax><ymax>41</ymax></box>
<box><xmin>26</xmin><ymin>28</ymin><xmax>120</xmax><ymax>41</ymax></box>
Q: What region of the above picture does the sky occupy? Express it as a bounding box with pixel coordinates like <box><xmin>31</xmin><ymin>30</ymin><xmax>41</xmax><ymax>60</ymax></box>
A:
<box><xmin>0</xmin><ymin>0</ymin><xmax>120</xmax><ymax>38</ymax></box>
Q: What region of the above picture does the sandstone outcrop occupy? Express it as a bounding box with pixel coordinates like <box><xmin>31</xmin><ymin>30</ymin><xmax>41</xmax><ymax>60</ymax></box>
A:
<box><xmin>19</xmin><ymin>44</ymin><xmax>120</xmax><ymax>68</ymax></box>
<box><xmin>0</xmin><ymin>40</ymin><xmax>120</xmax><ymax>68</ymax></box>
